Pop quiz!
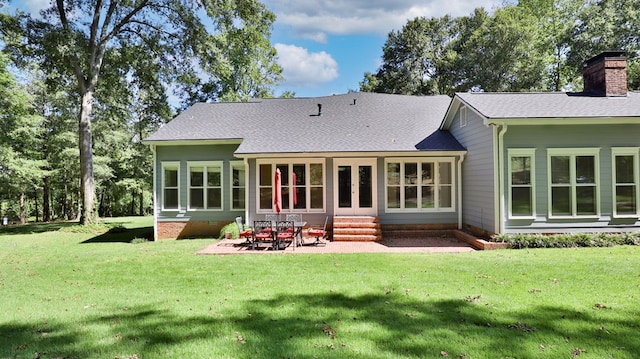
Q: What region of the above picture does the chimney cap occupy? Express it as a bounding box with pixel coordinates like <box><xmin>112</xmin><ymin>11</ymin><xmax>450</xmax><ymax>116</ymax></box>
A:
<box><xmin>585</xmin><ymin>51</ymin><xmax>626</xmax><ymax>66</ymax></box>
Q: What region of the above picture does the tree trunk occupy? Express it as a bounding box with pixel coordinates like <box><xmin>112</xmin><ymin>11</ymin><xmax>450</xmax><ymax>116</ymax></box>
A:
<box><xmin>43</xmin><ymin>176</ymin><xmax>50</xmax><ymax>222</ymax></box>
<box><xmin>34</xmin><ymin>190</ymin><xmax>39</xmax><ymax>223</ymax></box>
<box><xmin>19</xmin><ymin>192</ymin><xmax>26</xmax><ymax>224</ymax></box>
<box><xmin>79</xmin><ymin>90</ymin><xmax>97</xmax><ymax>224</ymax></box>
<box><xmin>139</xmin><ymin>191</ymin><xmax>144</xmax><ymax>216</ymax></box>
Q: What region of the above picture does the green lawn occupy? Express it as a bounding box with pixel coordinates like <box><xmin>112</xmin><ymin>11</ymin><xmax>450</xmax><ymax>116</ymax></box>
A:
<box><xmin>1</xmin><ymin>217</ymin><xmax>639</xmax><ymax>358</ymax></box>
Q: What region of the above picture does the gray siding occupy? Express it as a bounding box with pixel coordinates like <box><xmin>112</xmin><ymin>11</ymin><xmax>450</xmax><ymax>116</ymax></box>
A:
<box><xmin>448</xmin><ymin>107</ymin><xmax>497</xmax><ymax>233</ymax></box>
<box><xmin>502</xmin><ymin>124</ymin><xmax>640</xmax><ymax>232</ymax></box>
<box><xmin>154</xmin><ymin>144</ymin><xmax>242</xmax><ymax>222</ymax></box>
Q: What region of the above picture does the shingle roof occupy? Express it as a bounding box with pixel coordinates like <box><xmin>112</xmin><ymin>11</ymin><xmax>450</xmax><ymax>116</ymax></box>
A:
<box><xmin>145</xmin><ymin>92</ymin><xmax>463</xmax><ymax>154</ymax></box>
<box><xmin>457</xmin><ymin>91</ymin><xmax>640</xmax><ymax>119</ymax></box>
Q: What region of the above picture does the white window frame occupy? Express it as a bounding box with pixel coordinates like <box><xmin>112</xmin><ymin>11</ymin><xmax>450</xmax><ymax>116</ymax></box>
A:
<box><xmin>256</xmin><ymin>159</ymin><xmax>326</xmax><ymax>213</ymax></box>
<box><xmin>384</xmin><ymin>158</ymin><xmax>455</xmax><ymax>213</ymax></box>
<box><xmin>459</xmin><ymin>106</ymin><xmax>467</xmax><ymax>128</ymax></box>
<box><xmin>230</xmin><ymin>161</ymin><xmax>246</xmax><ymax>211</ymax></box>
<box><xmin>547</xmin><ymin>148</ymin><xmax>600</xmax><ymax>218</ymax></box>
<box><xmin>611</xmin><ymin>148</ymin><xmax>640</xmax><ymax>218</ymax></box>
<box><xmin>161</xmin><ymin>161</ymin><xmax>180</xmax><ymax>211</ymax></box>
<box><xmin>187</xmin><ymin>161</ymin><xmax>223</xmax><ymax>211</ymax></box>
<box><xmin>508</xmin><ymin>149</ymin><xmax>536</xmax><ymax>219</ymax></box>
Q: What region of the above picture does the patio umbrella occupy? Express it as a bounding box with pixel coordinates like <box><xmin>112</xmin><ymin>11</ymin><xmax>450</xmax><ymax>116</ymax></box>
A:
<box><xmin>292</xmin><ymin>172</ymin><xmax>297</xmax><ymax>206</ymax></box>
<box><xmin>274</xmin><ymin>168</ymin><xmax>282</xmax><ymax>213</ymax></box>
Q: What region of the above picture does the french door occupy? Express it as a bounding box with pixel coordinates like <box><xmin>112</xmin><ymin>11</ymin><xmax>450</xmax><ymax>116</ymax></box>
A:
<box><xmin>334</xmin><ymin>158</ymin><xmax>377</xmax><ymax>215</ymax></box>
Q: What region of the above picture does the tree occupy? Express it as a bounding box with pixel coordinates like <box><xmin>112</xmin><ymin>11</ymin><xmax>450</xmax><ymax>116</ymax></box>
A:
<box><xmin>2</xmin><ymin>0</ymin><xmax>282</xmax><ymax>224</ymax></box>
<box><xmin>0</xmin><ymin>53</ymin><xmax>48</xmax><ymax>224</ymax></box>
<box><xmin>361</xmin><ymin>16</ymin><xmax>457</xmax><ymax>95</ymax></box>
<box><xmin>450</xmin><ymin>6</ymin><xmax>546</xmax><ymax>92</ymax></box>
<box><xmin>568</xmin><ymin>0</ymin><xmax>640</xmax><ymax>91</ymax></box>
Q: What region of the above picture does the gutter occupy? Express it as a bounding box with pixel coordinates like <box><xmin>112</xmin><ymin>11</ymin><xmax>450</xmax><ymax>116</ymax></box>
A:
<box><xmin>496</xmin><ymin>123</ymin><xmax>508</xmax><ymax>234</ymax></box>
<box><xmin>457</xmin><ymin>153</ymin><xmax>465</xmax><ymax>229</ymax></box>
<box><xmin>151</xmin><ymin>145</ymin><xmax>158</xmax><ymax>241</ymax></box>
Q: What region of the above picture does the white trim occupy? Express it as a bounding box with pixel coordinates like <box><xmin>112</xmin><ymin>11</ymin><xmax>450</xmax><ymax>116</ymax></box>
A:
<box><xmin>161</xmin><ymin>161</ymin><xmax>180</xmax><ymax>211</ymax></box>
<box><xmin>152</xmin><ymin>145</ymin><xmax>158</xmax><ymax>240</ymax></box>
<box><xmin>383</xmin><ymin>157</ymin><xmax>456</xmax><ymax>213</ymax></box>
<box><xmin>459</xmin><ymin>106</ymin><xmax>467</xmax><ymax>128</ymax></box>
<box><xmin>229</xmin><ymin>160</ymin><xmax>246</xmax><ymax>211</ymax></box>
<box><xmin>547</xmin><ymin>148</ymin><xmax>601</xmax><ymax>218</ymax></box>
<box><xmin>507</xmin><ymin>148</ymin><xmax>536</xmax><ymax>219</ymax></box>
<box><xmin>255</xmin><ymin>158</ymin><xmax>326</xmax><ymax>214</ymax></box>
<box><xmin>186</xmin><ymin>161</ymin><xmax>223</xmax><ymax>211</ymax></box>
<box><xmin>486</xmin><ymin>117</ymin><xmax>640</xmax><ymax>126</ymax></box>
<box><xmin>143</xmin><ymin>139</ymin><xmax>242</xmax><ymax>146</ymax></box>
<box><xmin>611</xmin><ymin>147</ymin><xmax>640</xmax><ymax>218</ymax></box>
<box><xmin>238</xmin><ymin>151</ymin><xmax>467</xmax><ymax>159</ymax></box>
<box><xmin>334</xmin><ymin>158</ymin><xmax>378</xmax><ymax>216</ymax></box>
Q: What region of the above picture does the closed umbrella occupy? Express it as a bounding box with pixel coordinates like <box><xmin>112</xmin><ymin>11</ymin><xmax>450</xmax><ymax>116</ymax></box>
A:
<box><xmin>274</xmin><ymin>168</ymin><xmax>282</xmax><ymax>214</ymax></box>
<box><xmin>292</xmin><ymin>172</ymin><xmax>297</xmax><ymax>206</ymax></box>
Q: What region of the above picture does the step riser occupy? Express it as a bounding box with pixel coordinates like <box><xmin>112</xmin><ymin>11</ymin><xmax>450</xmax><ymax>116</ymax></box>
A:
<box><xmin>332</xmin><ymin>216</ymin><xmax>381</xmax><ymax>242</ymax></box>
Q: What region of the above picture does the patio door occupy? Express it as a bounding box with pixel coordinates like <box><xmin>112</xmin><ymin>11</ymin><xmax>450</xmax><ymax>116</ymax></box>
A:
<box><xmin>334</xmin><ymin>158</ymin><xmax>377</xmax><ymax>215</ymax></box>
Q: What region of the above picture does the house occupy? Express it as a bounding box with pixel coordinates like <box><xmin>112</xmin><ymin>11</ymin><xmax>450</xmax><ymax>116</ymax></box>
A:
<box><xmin>144</xmin><ymin>52</ymin><xmax>640</xmax><ymax>240</ymax></box>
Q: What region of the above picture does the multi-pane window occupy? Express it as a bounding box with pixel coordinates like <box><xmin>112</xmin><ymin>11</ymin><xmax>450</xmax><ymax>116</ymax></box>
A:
<box><xmin>548</xmin><ymin>149</ymin><xmax>599</xmax><ymax>217</ymax></box>
<box><xmin>258</xmin><ymin>160</ymin><xmax>325</xmax><ymax>212</ymax></box>
<box><xmin>508</xmin><ymin>149</ymin><xmax>535</xmax><ymax>218</ymax></box>
<box><xmin>385</xmin><ymin>159</ymin><xmax>454</xmax><ymax>211</ymax></box>
<box><xmin>162</xmin><ymin>162</ymin><xmax>180</xmax><ymax>210</ymax></box>
<box><xmin>188</xmin><ymin>162</ymin><xmax>222</xmax><ymax>210</ymax></box>
<box><xmin>612</xmin><ymin>148</ymin><xmax>639</xmax><ymax>217</ymax></box>
<box><xmin>231</xmin><ymin>161</ymin><xmax>246</xmax><ymax>210</ymax></box>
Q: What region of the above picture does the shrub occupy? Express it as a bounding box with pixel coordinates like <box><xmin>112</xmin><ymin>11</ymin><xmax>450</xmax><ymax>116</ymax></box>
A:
<box><xmin>492</xmin><ymin>232</ymin><xmax>640</xmax><ymax>249</ymax></box>
<box><xmin>218</xmin><ymin>222</ymin><xmax>239</xmax><ymax>239</ymax></box>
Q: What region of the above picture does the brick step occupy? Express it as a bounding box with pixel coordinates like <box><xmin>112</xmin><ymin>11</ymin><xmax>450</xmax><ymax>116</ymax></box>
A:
<box><xmin>333</xmin><ymin>227</ymin><xmax>381</xmax><ymax>236</ymax></box>
<box><xmin>333</xmin><ymin>234</ymin><xmax>382</xmax><ymax>242</ymax></box>
<box><xmin>333</xmin><ymin>222</ymin><xmax>380</xmax><ymax>229</ymax></box>
<box><xmin>333</xmin><ymin>216</ymin><xmax>379</xmax><ymax>224</ymax></box>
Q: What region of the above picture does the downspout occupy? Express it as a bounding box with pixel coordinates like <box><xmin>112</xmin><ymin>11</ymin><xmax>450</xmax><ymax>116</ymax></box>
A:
<box><xmin>496</xmin><ymin>123</ymin><xmax>508</xmax><ymax>234</ymax></box>
<box><xmin>244</xmin><ymin>158</ymin><xmax>250</xmax><ymax>224</ymax></box>
<box><xmin>151</xmin><ymin>145</ymin><xmax>158</xmax><ymax>241</ymax></box>
<box><xmin>457</xmin><ymin>153</ymin><xmax>465</xmax><ymax>229</ymax></box>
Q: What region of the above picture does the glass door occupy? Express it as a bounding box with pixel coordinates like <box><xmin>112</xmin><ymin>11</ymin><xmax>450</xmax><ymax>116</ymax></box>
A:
<box><xmin>334</xmin><ymin>159</ymin><xmax>377</xmax><ymax>215</ymax></box>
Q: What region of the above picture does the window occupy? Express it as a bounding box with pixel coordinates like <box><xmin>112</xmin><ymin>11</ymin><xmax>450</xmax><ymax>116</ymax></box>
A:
<box><xmin>548</xmin><ymin>149</ymin><xmax>599</xmax><ymax>217</ymax></box>
<box><xmin>162</xmin><ymin>162</ymin><xmax>180</xmax><ymax>210</ymax></box>
<box><xmin>459</xmin><ymin>106</ymin><xmax>467</xmax><ymax>128</ymax></box>
<box><xmin>231</xmin><ymin>161</ymin><xmax>246</xmax><ymax>210</ymax></box>
<box><xmin>257</xmin><ymin>160</ymin><xmax>325</xmax><ymax>212</ymax></box>
<box><xmin>508</xmin><ymin>149</ymin><xmax>535</xmax><ymax>218</ymax></box>
<box><xmin>612</xmin><ymin>148</ymin><xmax>639</xmax><ymax>217</ymax></box>
<box><xmin>188</xmin><ymin>162</ymin><xmax>222</xmax><ymax>210</ymax></box>
<box><xmin>385</xmin><ymin>158</ymin><xmax>454</xmax><ymax>211</ymax></box>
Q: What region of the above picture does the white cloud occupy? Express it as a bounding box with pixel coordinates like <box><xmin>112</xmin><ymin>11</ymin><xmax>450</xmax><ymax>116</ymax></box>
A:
<box><xmin>275</xmin><ymin>43</ymin><xmax>339</xmax><ymax>87</ymax></box>
<box><xmin>265</xmin><ymin>0</ymin><xmax>508</xmax><ymax>42</ymax></box>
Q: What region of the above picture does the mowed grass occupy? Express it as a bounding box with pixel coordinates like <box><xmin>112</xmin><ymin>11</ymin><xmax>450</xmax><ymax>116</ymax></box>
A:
<box><xmin>1</xmin><ymin>218</ymin><xmax>639</xmax><ymax>358</ymax></box>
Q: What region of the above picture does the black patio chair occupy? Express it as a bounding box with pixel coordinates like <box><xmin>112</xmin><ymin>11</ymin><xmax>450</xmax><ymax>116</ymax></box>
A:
<box><xmin>307</xmin><ymin>216</ymin><xmax>329</xmax><ymax>246</ymax></box>
<box><xmin>274</xmin><ymin>220</ymin><xmax>295</xmax><ymax>250</ymax></box>
<box><xmin>252</xmin><ymin>220</ymin><xmax>274</xmax><ymax>250</ymax></box>
<box><xmin>236</xmin><ymin>216</ymin><xmax>253</xmax><ymax>244</ymax></box>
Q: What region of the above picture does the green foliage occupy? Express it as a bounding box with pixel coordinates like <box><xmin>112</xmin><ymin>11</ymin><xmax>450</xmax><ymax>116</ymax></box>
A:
<box><xmin>219</xmin><ymin>221</ymin><xmax>239</xmax><ymax>239</ymax></box>
<box><xmin>362</xmin><ymin>0</ymin><xmax>639</xmax><ymax>95</ymax></box>
<box><xmin>493</xmin><ymin>232</ymin><xmax>640</xmax><ymax>248</ymax></box>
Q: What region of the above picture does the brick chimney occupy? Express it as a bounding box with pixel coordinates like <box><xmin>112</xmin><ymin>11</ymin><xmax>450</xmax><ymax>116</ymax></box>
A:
<box><xmin>583</xmin><ymin>51</ymin><xmax>627</xmax><ymax>96</ymax></box>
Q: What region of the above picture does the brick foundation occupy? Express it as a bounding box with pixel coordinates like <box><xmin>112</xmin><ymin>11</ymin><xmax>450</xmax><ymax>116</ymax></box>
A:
<box><xmin>156</xmin><ymin>221</ymin><xmax>228</xmax><ymax>240</ymax></box>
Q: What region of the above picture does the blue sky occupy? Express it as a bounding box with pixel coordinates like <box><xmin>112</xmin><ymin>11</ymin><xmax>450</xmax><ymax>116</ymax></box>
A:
<box><xmin>9</xmin><ymin>0</ymin><xmax>508</xmax><ymax>98</ymax></box>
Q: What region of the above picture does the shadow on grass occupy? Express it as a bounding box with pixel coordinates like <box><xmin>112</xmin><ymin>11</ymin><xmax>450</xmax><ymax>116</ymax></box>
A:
<box><xmin>81</xmin><ymin>226</ymin><xmax>154</xmax><ymax>244</ymax></box>
<box><xmin>1</xmin><ymin>294</ymin><xmax>638</xmax><ymax>358</ymax></box>
<box><xmin>0</xmin><ymin>221</ymin><xmax>78</xmax><ymax>235</ymax></box>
